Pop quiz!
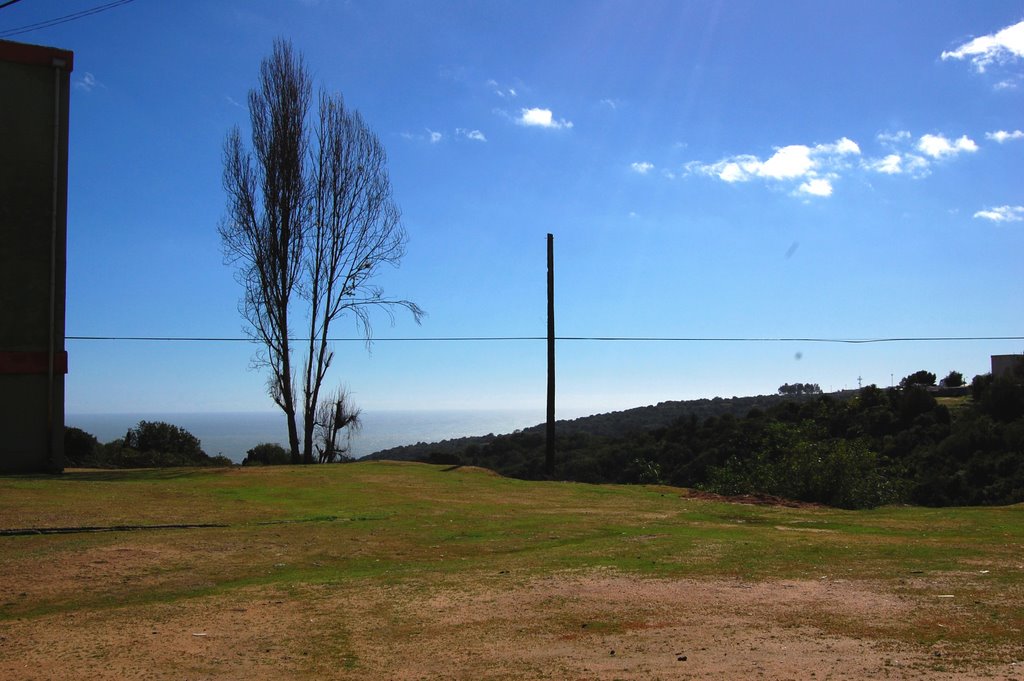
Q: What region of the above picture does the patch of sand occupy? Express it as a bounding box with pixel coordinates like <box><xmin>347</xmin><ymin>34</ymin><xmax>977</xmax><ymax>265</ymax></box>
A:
<box><xmin>2</xmin><ymin>571</ymin><xmax>1021</xmax><ymax>680</ymax></box>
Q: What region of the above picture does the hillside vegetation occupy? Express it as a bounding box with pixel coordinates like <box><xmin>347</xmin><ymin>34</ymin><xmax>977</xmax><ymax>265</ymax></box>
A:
<box><xmin>375</xmin><ymin>374</ymin><xmax>1024</xmax><ymax>509</ymax></box>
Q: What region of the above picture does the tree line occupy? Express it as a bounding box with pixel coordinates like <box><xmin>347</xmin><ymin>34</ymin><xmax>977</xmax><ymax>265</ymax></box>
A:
<box><xmin>408</xmin><ymin>367</ymin><xmax>1024</xmax><ymax>509</ymax></box>
<box><xmin>64</xmin><ymin>421</ymin><xmax>232</xmax><ymax>468</ymax></box>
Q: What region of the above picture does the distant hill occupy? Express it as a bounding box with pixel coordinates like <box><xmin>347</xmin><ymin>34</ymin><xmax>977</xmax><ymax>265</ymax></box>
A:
<box><xmin>363</xmin><ymin>393</ymin><xmax>818</xmax><ymax>461</ymax></box>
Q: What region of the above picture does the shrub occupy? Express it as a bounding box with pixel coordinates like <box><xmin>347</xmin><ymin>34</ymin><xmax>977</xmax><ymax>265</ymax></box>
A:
<box><xmin>64</xmin><ymin>427</ymin><xmax>100</xmax><ymax>466</ymax></box>
<box><xmin>242</xmin><ymin>442</ymin><xmax>291</xmax><ymax>466</ymax></box>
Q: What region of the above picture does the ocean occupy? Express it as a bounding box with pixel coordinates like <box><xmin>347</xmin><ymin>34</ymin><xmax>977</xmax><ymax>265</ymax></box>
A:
<box><xmin>65</xmin><ymin>409</ymin><xmax>555</xmax><ymax>463</ymax></box>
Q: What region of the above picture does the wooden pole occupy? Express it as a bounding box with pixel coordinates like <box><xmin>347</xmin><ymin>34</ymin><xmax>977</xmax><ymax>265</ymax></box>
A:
<box><xmin>546</xmin><ymin>233</ymin><xmax>555</xmax><ymax>475</ymax></box>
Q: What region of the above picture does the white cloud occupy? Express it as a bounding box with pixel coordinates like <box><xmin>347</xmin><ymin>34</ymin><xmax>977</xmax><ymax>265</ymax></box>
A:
<box><xmin>865</xmin><ymin>131</ymin><xmax>974</xmax><ymax>178</ymax></box>
<box><xmin>74</xmin><ymin>72</ymin><xmax>100</xmax><ymax>92</ymax></box>
<box><xmin>428</xmin><ymin>129</ymin><xmax>443</xmax><ymax>144</ymax></box>
<box><xmin>816</xmin><ymin>137</ymin><xmax>861</xmax><ymax>155</ymax></box>
<box><xmin>986</xmin><ymin>129</ymin><xmax>1024</xmax><ymax>143</ymax></box>
<box><xmin>798</xmin><ymin>178</ymin><xmax>833</xmax><ymax>197</ymax></box>
<box><xmin>600</xmin><ymin>98</ymin><xmax>621</xmax><ymax>110</ymax></box>
<box><xmin>456</xmin><ymin>128</ymin><xmax>487</xmax><ymax>142</ymax></box>
<box><xmin>758</xmin><ymin>145</ymin><xmax>815</xmax><ymax>179</ymax></box>
<box><xmin>917</xmin><ymin>133</ymin><xmax>978</xmax><ymax>158</ymax></box>
<box><xmin>683</xmin><ymin>137</ymin><xmax>858</xmax><ymax>197</ymax></box>
<box><xmin>517</xmin><ymin>107</ymin><xmax>573</xmax><ymax>129</ymax></box>
<box><xmin>871</xmin><ymin>154</ymin><xmax>904</xmax><ymax>175</ymax></box>
<box><xmin>941</xmin><ymin>20</ymin><xmax>1024</xmax><ymax>72</ymax></box>
<box><xmin>630</xmin><ymin>161</ymin><xmax>654</xmax><ymax>174</ymax></box>
<box><xmin>865</xmin><ymin>152</ymin><xmax>931</xmax><ymax>178</ymax></box>
<box><xmin>974</xmin><ymin>205</ymin><xmax>1024</xmax><ymax>223</ymax></box>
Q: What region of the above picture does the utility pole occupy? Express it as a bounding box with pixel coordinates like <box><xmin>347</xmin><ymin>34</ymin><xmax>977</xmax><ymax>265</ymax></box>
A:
<box><xmin>545</xmin><ymin>233</ymin><xmax>555</xmax><ymax>475</ymax></box>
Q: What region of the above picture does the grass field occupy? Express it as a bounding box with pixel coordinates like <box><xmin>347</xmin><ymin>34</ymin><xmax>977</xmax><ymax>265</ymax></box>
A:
<box><xmin>1</xmin><ymin>462</ymin><xmax>1022</xmax><ymax>679</ymax></box>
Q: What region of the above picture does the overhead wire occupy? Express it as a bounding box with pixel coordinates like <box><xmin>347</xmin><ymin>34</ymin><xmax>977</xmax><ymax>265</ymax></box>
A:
<box><xmin>0</xmin><ymin>0</ymin><xmax>135</xmax><ymax>38</ymax></box>
<box><xmin>65</xmin><ymin>334</ymin><xmax>1024</xmax><ymax>344</ymax></box>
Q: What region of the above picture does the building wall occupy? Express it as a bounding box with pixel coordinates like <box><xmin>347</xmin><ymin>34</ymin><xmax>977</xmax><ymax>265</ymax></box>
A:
<box><xmin>992</xmin><ymin>355</ymin><xmax>1024</xmax><ymax>379</ymax></box>
<box><xmin>0</xmin><ymin>40</ymin><xmax>73</xmax><ymax>474</ymax></box>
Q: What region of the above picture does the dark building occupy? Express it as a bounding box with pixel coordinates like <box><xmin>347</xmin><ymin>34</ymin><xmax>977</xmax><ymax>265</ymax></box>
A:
<box><xmin>0</xmin><ymin>40</ymin><xmax>74</xmax><ymax>473</ymax></box>
<box><xmin>992</xmin><ymin>354</ymin><xmax>1024</xmax><ymax>379</ymax></box>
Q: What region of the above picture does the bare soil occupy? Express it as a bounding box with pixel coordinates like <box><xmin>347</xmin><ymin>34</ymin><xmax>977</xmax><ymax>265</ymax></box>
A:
<box><xmin>2</xmin><ymin>567</ymin><xmax>1021</xmax><ymax>680</ymax></box>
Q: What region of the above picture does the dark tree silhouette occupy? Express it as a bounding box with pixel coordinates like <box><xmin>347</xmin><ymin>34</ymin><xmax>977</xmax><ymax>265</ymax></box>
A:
<box><xmin>221</xmin><ymin>39</ymin><xmax>421</xmax><ymax>463</ymax></box>
<box><xmin>941</xmin><ymin>370</ymin><xmax>964</xmax><ymax>387</ymax></box>
<box><xmin>778</xmin><ymin>382</ymin><xmax>822</xmax><ymax>396</ymax></box>
<box><xmin>220</xmin><ymin>39</ymin><xmax>309</xmax><ymax>462</ymax></box>
<box><xmin>900</xmin><ymin>370</ymin><xmax>936</xmax><ymax>388</ymax></box>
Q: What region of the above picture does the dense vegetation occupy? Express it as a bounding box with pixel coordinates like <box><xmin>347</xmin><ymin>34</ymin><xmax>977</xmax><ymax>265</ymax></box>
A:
<box><xmin>397</xmin><ymin>371</ymin><xmax>1024</xmax><ymax>509</ymax></box>
<box><xmin>64</xmin><ymin>421</ymin><xmax>232</xmax><ymax>468</ymax></box>
<box><xmin>368</xmin><ymin>393</ymin><xmax>826</xmax><ymax>462</ymax></box>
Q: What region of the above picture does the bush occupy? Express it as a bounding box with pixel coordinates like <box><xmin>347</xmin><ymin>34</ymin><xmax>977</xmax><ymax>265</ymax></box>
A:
<box><xmin>124</xmin><ymin>421</ymin><xmax>206</xmax><ymax>461</ymax></box>
<box><xmin>704</xmin><ymin>438</ymin><xmax>904</xmax><ymax>509</ymax></box>
<box><xmin>86</xmin><ymin>422</ymin><xmax>230</xmax><ymax>468</ymax></box>
<box><xmin>64</xmin><ymin>427</ymin><xmax>100</xmax><ymax>466</ymax></box>
<box><xmin>242</xmin><ymin>442</ymin><xmax>291</xmax><ymax>466</ymax></box>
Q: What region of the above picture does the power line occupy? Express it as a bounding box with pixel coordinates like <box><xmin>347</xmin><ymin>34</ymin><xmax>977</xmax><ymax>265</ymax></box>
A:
<box><xmin>0</xmin><ymin>0</ymin><xmax>28</xmax><ymax>11</ymax></box>
<box><xmin>0</xmin><ymin>0</ymin><xmax>135</xmax><ymax>38</ymax></box>
<box><xmin>65</xmin><ymin>334</ymin><xmax>1024</xmax><ymax>344</ymax></box>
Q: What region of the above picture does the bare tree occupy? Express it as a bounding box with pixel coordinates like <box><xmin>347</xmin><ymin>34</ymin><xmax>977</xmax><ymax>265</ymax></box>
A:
<box><xmin>299</xmin><ymin>91</ymin><xmax>422</xmax><ymax>463</ymax></box>
<box><xmin>314</xmin><ymin>386</ymin><xmax>361</xmax><ymax>463</ymax></box>
<box><xmin>221</xmin><ymin>39</ymin><xmax>421</xmax><ymax>463</ymax></box>
<box><xmin>220</xmin><ymin>39</ymin><xmax>309</xmax><ymax>463</ymax></box>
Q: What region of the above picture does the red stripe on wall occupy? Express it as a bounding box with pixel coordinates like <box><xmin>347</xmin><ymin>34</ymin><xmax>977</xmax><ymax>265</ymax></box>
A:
<box><xmin>0</xmin><ymin>39</ymin><xmax>74</xmax><ymax>71</ymax></box>
<box><xmin>0</xmin><ymin>351</ymin><xmax>68</xmax><ymax>374</ymax></box>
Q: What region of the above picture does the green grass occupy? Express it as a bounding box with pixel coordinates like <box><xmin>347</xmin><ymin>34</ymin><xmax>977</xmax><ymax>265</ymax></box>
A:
<box><xmin>1</xmin><ymin>461</ymin><xmax>1022</xmax><ymax>656</ymax></box>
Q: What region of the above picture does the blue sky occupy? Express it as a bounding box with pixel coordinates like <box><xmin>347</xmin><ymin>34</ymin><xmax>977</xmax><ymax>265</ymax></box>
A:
<box><xmin>4</xmin><ymin>0</ymin><xmax>1023</xmax><ymax>416</ymax></box>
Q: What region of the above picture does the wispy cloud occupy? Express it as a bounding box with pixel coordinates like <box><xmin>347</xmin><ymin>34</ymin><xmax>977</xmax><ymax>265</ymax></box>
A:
<box><xmin>877</xmin><ymin>131</ymin><xmax>912</xmax><ymax>146</ymax></box>
<box><xmin>600</xmin><ymin>98</ymin><xmax>621</xmax><ymax>110</ymax></box>
<box><xmin>683</xmin><ymin>137</ymin><xmax>859</xmax><ymax>197</ymax></box>
<box><xmin>224</xmin><ymin>95</ymin><xmax>243</xmax><ymax>108</ymax></box>
<box><xmin>74</xmin><ymin>71</ymin><xmax>101</xmax><ymax>92</ymax></box>
<box><xmin>630</xmin><ymin>161</ymin><xmax>654</xmax><ymax>174</ymax></box>
<box><xmin>868</xmin><ymin>154</ymin><xmax>904</xmax><ymax>175</ymax></box>
<box><xmin>400</xmin><ymin>129</ymin><xmax>444</xmax><ymax>144</ymax></box>
<box><xmin>974</xmin><ymin>205</ymin><xmax>1024</xmax><ymax>223</ymax></box>
<box><xmin>456</xmin><ymin>128</ymin><xmax>487</xmax><ymax>142</ymax></box>
<box><xmin>986</xmin><ymin>129</ymin><xmax>1024</xmax><ymax>143</ymax></box>
<box><xmin>941</xmin><ymin>19</ymin><xmax>1024</xmax><ymax>73</ymax></box>
<box><xmin>516</xmin><ymin>107</ymin><xmax>573</xmax><ymax>129</ymax></box>
<box><xmin>487</xmin><ymin>79</ymin><xmax>518</xmax><ymax>98</ymax></box>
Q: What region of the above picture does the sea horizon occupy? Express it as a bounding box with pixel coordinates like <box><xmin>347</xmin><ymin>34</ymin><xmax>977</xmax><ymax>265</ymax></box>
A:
<box><xmin>66</xmin><ymin>408</ymin><xmax>586</xmax><ymax>463</ymax></box>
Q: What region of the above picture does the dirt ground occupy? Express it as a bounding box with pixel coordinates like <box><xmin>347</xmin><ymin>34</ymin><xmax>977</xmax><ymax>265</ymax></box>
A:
<box><xmin>2</xmin><ymin>568</ymin><xmax>1022</xmax><ymax>680</ymax></box>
